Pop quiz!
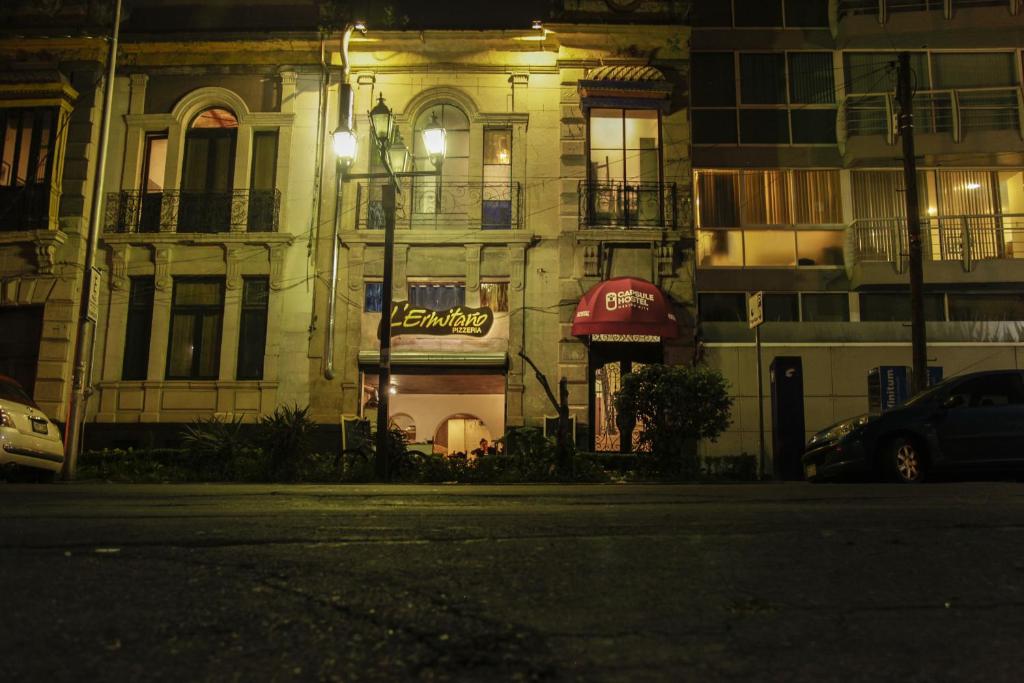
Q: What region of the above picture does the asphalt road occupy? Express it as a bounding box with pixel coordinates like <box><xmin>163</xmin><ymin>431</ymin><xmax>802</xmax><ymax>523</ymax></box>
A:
<box><xmin>2</xmin><ymin>482</ymin><xmax>1024</xmax><ymax>682</ymax></box>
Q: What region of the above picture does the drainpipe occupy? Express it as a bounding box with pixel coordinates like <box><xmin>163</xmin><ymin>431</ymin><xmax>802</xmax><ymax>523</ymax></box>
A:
<box><xmin>63</xmin><ymin>0</ymin><xmax>122</xmax><ymax>479</ymax></box>
<box><xmin>324</xmin><ymin>22</ymin><xmax>364</xmax><ymax>380</ymax></box>
<box><xmin>307</xmin><ymin>34</ymin><xmax>328</xmax><ymax>338</ymax></box>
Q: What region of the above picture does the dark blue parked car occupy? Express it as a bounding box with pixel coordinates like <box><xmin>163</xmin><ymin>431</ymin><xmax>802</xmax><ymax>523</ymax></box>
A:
<box><xmin>803</xmin><ymin>370</ymin><xmax>1024</xmax><ymax>483</ymax></box>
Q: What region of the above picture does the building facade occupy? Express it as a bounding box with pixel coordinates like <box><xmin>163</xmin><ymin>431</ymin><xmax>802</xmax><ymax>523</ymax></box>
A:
<box><xmin>691</xmin><ymin>0</ymin><xmax>1024</xmax><ymax>473</ymax></box>
<box><xmin>3</xmin><ymin>0</ymin><xmax>1021</xmax><ymax>471</ymax></box>
<box><xmin>0</xmin><ymin>0</ymin><xmax>695</xmax><ymax>456</ymax></box>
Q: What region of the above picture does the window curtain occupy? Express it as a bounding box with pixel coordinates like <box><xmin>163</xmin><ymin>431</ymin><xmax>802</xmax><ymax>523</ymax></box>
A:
<box><xmin>696</xmin><ymin>171</ymin><xmax>740</xmax><ymax>228</ymax></box>
<box><xmin>788</xmin><ymin>53</ymin><xmax>835</xmax><ymax>104</ymax></box>
<box><xmin>851</xmin><ymin>171</ymin><xmax>926</xmax><ymax>219</ymax></box>
<box><xmin>409</xmin><ymin>284</ymin><xmax>466</xmax><ymax>311</ymax></box>
<box><xmin>936</xmin><ymin>170</ymin><xmax>995</xmax><ymax>216</ymax></box>
<box><xmin>739</xmin><ymin>170</ymin><xmax>790</xmax><ymax>225</ymax></box>
<box><xmin>792</xmin><ymin>170</ymin><xmax>841</xmax><ymax>224</ymax></box>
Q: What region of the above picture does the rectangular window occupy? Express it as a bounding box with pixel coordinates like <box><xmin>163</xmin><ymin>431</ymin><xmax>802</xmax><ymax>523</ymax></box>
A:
<box><xmin>739</xmin><ymin>110</ymin><xmax>790</xmax><ymax>144</ymax></box>
<box><xmin>948</xmin><ymin>293</ymin><xmax>1024</xmax><ymax>321</ymax></box>
<box><xmin>248</xmin><ymin>131</ymin><xmax>278</xmax><ymax>231</ymax></box>
<box><xmin>364</xmin><ymin>282</ymin><xmax>384</xmax><ymax>312</ymax></box>
<box><xmin>482</xmin><ymin>128</ymin><xmax>512</xmax><ymax>229</ymax></box>
<box><xmin>693</xmin><ymin>52</ymin><xmax>836</xmax><ymax>145</ymax></box>
<box><xmin>237</xmin><ymin>277</ymin><xmax>269</xmax><ymax>380</ymax></box>
<box><xmin>931</xmin><ymin>52</ymin><xmax>1018</xmax><ymax>89</ymax></box>
<box><xmin>734</xmin><ymin>0</ymin><xmax>783</xmax><ymax>26</ymax></box>
<box><xmin>698</xmin><ymin>293</ymin><xmax>746</xmax><ymax>322</ymax></box>
<box><xmin>801</xmin><ymin>293</ymin><xmax>849</xmax><ymax>322</ymax></box>
<box><xmin>784</xmin><ymin>0</ymin><xmax>829</xmax><ymax>27</ymax></box>
<box><xmin>0</xmin><ymin>107</ymin><xmax>59</xmax><ymax>231</ymax></box>
<box><xmin>139</xmin><ymin>132</ymin><xmax>167</xmax><ymax>233</ymax></box>
<box><xmin>480</xmin><ymin>282</ymin><xmax>509</xmax><ymax>312</ymax></box>
<box><xmin>691</xmin><ymin>1</ymin><xmax>733</xmax><ymax>26</ymax></box>
<box><xmin>860</xmin><ymin>292</ymin><xmax>946</xmax><ymax>321</ymax></box>
<box><xmin>692</xmin><ymin>53</ymin><xmax>737</xmax><ymax>107</ymax></box>
<box><xmin>589</xmin><ymin>108</ymin><xmax>660</xmax><ymax>185</ymax></box>
<box><xmin>122</xmin><ymin>277</ymin><xmax>155</xmax><ymax>380</ymax></box>
<box><xmin>844</xmin><ymin>53</ymin><xmax>927</xmax><ymax>94</ymax></box>
<box><xmin>408</xmin><ymin>283</ymin><xmax>466</xmax><ymax>311</ymax></box>
<box><xmin>696</xmin><ymin>169</ymin><xmax>842</xmax><ymax>227</ymax></box>
<box><xmin>787</xmin><ymin>53</ymin><xmax>835</xmax><ymax>105</ymax></box>
<box><xmin>166</xmin><ymin>278</ymin><xmax>224</xmax><ymax>380</ymax></box>
<box><xmin>764</xmin><ymin>293</ymin><xmax>799</xmax><ymax>322</ymax></box>
<box><xmin>740</xmin><ymin>54</ymin><xmax>787</xmax><ymax>105</ymax></box>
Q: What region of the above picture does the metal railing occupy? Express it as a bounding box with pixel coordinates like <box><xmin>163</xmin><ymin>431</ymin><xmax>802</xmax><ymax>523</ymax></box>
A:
<box><xmin>0</xmin><ymin>185</ymin><xmax>50</xmax><ymax>232</ymax></box>
<box><xmin>353</xmin><ymin>179</ymin><xmax>522</xmax><ymax>230</ymax></box>
<box><xmin>843</xmin><ymin>86</ymin><xmax>1023</xmax><ymax>142</ymax></box>
<box><xmin>851</xmin><ymin>213</ymin><xmax>1024</xmax><ymax>271</ymax></box>
<box><xmin>104</xmin><ymin>189</ymin><xmax>281</xmax><ymax>234</ymax></box>
<box><xmin>578</xmin><ymin>181</ymin><xmax>678</xmax><ymax>230</ymax></box>
<box><xmin>839</xmin><ymin>0</ymin><xmax>1013</xmax><ymax>19</ymax></box>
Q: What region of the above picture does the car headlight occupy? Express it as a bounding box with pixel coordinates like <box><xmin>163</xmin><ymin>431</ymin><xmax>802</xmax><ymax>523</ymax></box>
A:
<box><xmin>808</xmin><ymin>414</ymin><xmax>873</xmax><ymax>447</ymax></box>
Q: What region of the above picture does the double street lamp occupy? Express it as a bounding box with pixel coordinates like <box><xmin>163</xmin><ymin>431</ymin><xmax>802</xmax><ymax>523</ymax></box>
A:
<box><xmin>333</xmin><ymin>87</ymin><xmax>446</xmax><ymax>479</ymax></box>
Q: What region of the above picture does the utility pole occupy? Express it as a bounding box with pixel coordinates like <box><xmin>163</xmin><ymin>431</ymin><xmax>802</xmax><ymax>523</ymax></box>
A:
<box><xmin>63</xmin><ymin>0</ymin><xmax>122</xmax><ymax>479</ymax></box>
<box><xmin>374</xmin><ymin>184</ymin><xmax>397</xmax><ymax>480</ymax></box>
<box><xmin>896</xmin><ymin>52</ymin><xmax>929</xmax><ymax>395</ymax></box>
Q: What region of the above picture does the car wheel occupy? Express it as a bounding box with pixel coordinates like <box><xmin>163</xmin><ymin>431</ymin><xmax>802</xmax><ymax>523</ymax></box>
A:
<box><xmin>882</xmin><ymin>437</ymin><xmax>926</xmax><ymax>484</ymax></box>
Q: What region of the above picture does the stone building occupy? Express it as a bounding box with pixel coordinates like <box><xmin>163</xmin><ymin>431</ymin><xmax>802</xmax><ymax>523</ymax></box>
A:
<box><xmin>0</xmin><ymin>0</ymin><xmax>695</xmax><ymax>456</ymax></box>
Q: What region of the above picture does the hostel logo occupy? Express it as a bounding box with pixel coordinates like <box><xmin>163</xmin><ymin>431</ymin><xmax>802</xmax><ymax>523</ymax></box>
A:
<box><xmin>388</xmin><ymin>301</ymin><xmax>494</xmax><ymax>338</ymax></box>
<box><xmin>604</xmin><ymin>289</ymin><xmax>655</xmax><ymax>312</ymax></box>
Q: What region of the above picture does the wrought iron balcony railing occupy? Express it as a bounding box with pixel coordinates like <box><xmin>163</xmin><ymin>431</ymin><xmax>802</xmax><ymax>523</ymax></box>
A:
<box><xmin>579</xmin><ymin>181</ymin><xmax>678</xmax><ymax>230</ymax></box>
<box><xmin>0</xmin><ymin>184</ymin><xmax>51</xmax><ymax>232</ymax></box>
<box><xmin>353</xmin><ymin>179</ymin><xmax>522</xmax><ymax>231</ymax></box>
<box><xmin>851</xmin><ymin>213</ymin><xmax>1024</xmax><ymax>271</ymax></box>
<box><xmin>104</xmin><ymin>189</ymin><xmax>281</xmax><ymax>234</ymax></box>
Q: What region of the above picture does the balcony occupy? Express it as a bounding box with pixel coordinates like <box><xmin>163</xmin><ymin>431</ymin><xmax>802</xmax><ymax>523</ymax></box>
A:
<box><xmin>353</xmin><ymin>179</ymin><xmax>522</xmax><ymax>231</ymax></box>
<box><xmin>838</xmin><ymin>0</ymin><xmax>1015</xmax><ymax>21</ymax></box>
<box><xmin>852</xmin><ymin>214</ymin><xmax>1024</xmax><ymax>271</ymax></box>
<box><xmin>0</xmin><ymin>185</ymin><xmax>51</xmax><ymax>232</ymax></box>
<box><xmin>579</xmin><ymin>181</ymin><xmax>678</xmax><ymax>230</ymax></box>
<box><xmin>104</xmin><ymin>189</ymin><xmax>281</xmax><ymax>234</ymax></box>
<box><xmin>842</xmin><ymin>86</ymin><xmax>1023</xmax><ymax>145</ymax></box>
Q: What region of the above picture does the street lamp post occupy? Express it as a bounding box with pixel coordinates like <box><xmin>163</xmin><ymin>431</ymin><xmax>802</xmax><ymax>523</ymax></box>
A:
<box><xmin>334</xmin><ymin>90</ymin><xmax>445</xmax><ymax>480</ymax></box>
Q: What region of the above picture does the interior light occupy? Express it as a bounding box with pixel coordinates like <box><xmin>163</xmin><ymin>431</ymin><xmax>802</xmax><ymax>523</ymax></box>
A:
<box><xmin>927</xmin><ymin>206</ymin><xmax>937</xmax><ymax>216</ymax></box>
<box><xmin>965</xmin><ymin>182</ymin><xmax>982</xmax><ymax>191</ymax></box>
<box><xmin>388</xmin><ymin>385</ymin><xmax>397</xmax><ymax>395</ymax></box>
<box><xmin>532</xmin><ymin>19</ymin><xmax>543</xmax><ymax>30</ymax></box>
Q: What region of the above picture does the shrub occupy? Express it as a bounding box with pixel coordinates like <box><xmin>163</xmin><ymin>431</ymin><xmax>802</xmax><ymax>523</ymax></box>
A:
<box><xmin>615</xmin><ymin>364</ymin><xmax>733</xmax><ymax>479</ymax></box>
<box><xmin>180</xmin><ymin>415</ymin><xmax>258</xmax><ymax>480</ymax></box>
<box><xmin>259</xmin><ymin>405</ymin><xmax>318</xmax><ymax>481</ymax></box>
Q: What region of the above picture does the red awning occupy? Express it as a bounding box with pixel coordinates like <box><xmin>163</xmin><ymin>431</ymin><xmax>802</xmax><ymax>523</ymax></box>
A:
<box><xmin>571</xmin><ymin>277</ymin><xmax>678</xmax><ymax>339</ymax></box>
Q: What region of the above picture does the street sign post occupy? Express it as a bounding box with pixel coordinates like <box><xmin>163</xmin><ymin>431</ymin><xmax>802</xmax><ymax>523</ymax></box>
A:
<box><xmin>748</xmin><ymin>292</ymin><xmax>766</xmax><ymax>478</ymax></box>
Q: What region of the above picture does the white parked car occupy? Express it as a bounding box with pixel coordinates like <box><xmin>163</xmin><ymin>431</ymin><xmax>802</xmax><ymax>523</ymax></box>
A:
<box><xmin>0</xmin><ymin>375</ymin><xmax>64</xmax><ymax>481</ymax></box>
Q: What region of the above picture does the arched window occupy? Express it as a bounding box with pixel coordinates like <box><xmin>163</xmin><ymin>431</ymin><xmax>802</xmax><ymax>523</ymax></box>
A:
<box><xmin>179</xmin><ymin>107</ymin><xmax>238</xmax><ymax>232</ymax></box>
<box><xmin>412</xmin><ymin>103</ymin><xmax>469</xmax><ymax>215</ymax></box>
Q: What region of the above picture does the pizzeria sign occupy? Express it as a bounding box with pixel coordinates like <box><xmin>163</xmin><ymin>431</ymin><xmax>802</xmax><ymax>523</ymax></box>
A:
<box><xmin>386</xmin><ymin>301</ymin><xmax>494</xmax><ymax>338</ymax></box>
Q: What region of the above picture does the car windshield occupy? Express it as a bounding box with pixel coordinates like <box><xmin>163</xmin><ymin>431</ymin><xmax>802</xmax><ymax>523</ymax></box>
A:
<box><xmin>0</xmin><ymin>377</ymin><xmax>39</xmax><ymax>409</ymax></box>
<box><xmin>903</xmin><ymin>377</ymin><xmax>954</xmax><ymax>407</ymax></box>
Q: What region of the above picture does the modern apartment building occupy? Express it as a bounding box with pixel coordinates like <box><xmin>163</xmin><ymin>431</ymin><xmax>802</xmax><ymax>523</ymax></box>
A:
<box><xmin>0</xmin><ymin>0</ymin><xmax>694</xmax><ymax>456</ymax></box>
<box><xmin>690</xmin><ymin>0</ymin><xmax>1024</xmax><ymax>469</ymax></box>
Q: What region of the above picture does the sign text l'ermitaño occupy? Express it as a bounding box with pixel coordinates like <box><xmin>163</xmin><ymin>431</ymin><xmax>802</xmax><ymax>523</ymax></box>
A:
<box><xmin>387</xmin><ymin>301</ymin><xmax>494</xmax><ymax>338</ymax></box>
